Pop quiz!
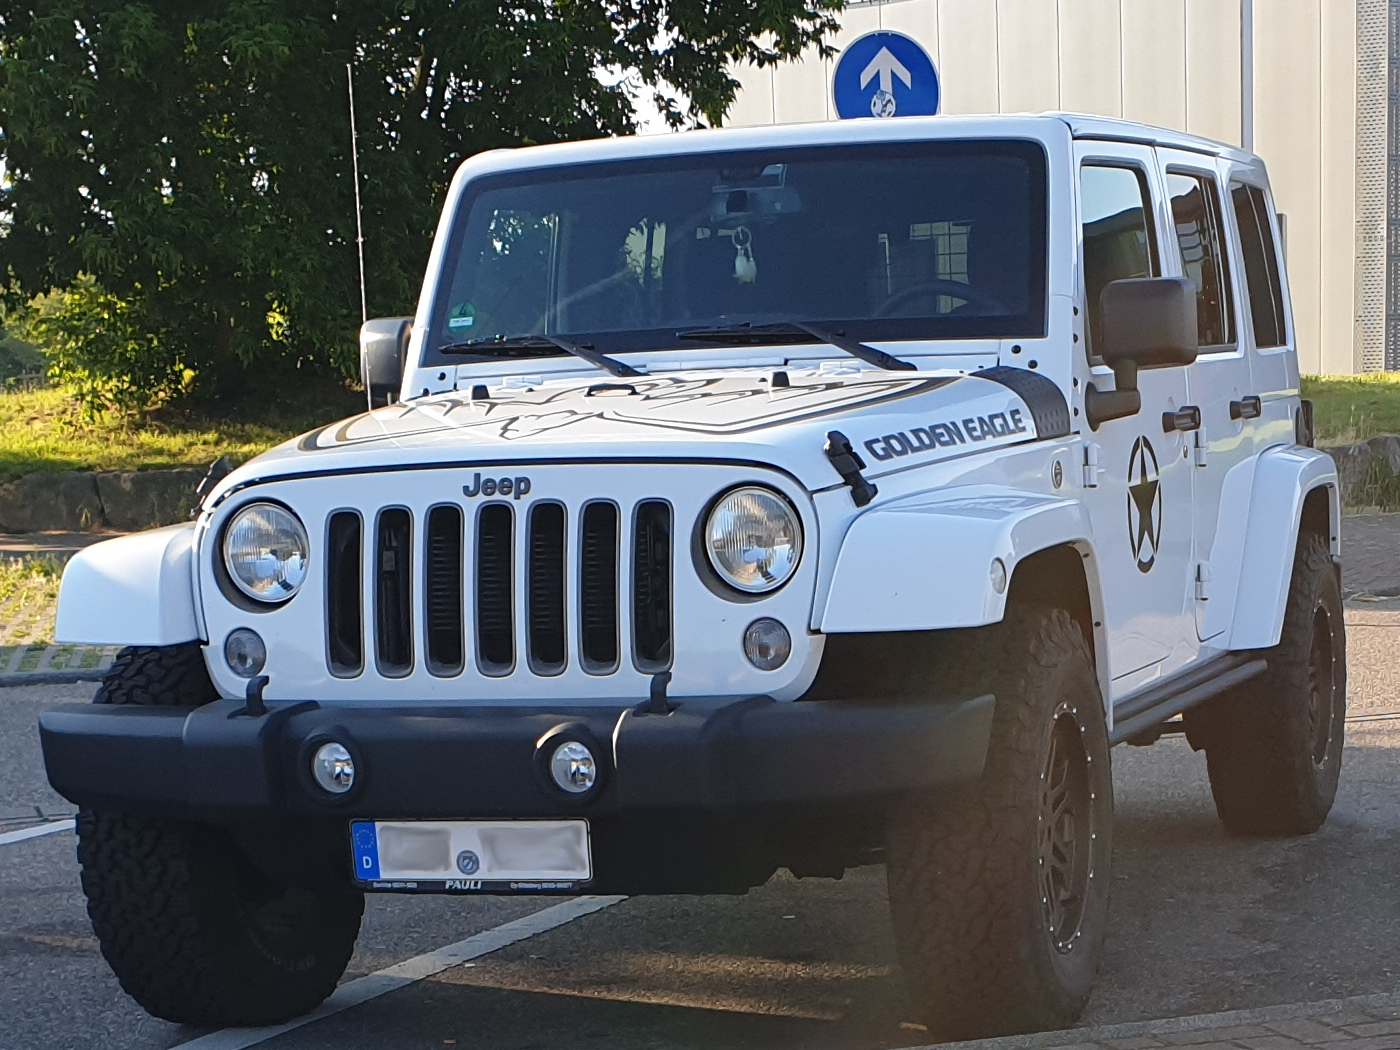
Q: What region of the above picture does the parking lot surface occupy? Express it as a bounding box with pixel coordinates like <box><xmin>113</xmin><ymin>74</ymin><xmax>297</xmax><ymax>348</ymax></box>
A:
<box><xmin>4</xmin><ymin>603</ymin><xmax>1399</xmax><ymax>1050</ymax></box>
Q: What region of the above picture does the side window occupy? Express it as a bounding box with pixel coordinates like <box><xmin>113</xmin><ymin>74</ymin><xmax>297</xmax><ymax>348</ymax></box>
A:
<box><xmin>1079</xmin><ymin>164</ymin><xmax>1158</xmax><ymax>356</ymax></box>
<box><xmin>1230</xmin><ymin>182</ymin><xmax>1287</xmax><ymax>348</ymax></box>
<box><xmin>1165</xmin><ymin>171</ymin><xmax>1235</xmax><ymax>348</ymax></box>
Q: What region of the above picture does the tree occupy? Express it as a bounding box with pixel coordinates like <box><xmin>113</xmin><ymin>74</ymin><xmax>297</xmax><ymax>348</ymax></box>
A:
<box><xmin>0</xmin><ymin>2</ymin><xmax>840</xmax><ymax>409</ymax></box>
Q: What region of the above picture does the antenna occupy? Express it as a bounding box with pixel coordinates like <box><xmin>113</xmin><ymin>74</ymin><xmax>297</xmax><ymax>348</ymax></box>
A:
<box><xmin>347</xmin><ymin>61</ymin><xmax>368</xmax><ymax>324</ymax></box>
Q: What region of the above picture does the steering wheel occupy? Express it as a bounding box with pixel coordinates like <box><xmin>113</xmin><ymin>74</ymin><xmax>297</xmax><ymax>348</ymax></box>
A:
<box><xmin>874</xmin><ymin>280</ymin><xmax>1008</xmax><ymax>317</ymax></box>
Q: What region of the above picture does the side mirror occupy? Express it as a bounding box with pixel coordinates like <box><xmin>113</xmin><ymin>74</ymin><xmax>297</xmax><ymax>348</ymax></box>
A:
<box><xmin>360</xmin><ymin>317</ymin><xmax>414</xmax><ymax>410</ymax></box>
<box><xmin>1086</xmin><ymin>278</ymin><xmax>1198</xmax><ymax>430</ymax></box>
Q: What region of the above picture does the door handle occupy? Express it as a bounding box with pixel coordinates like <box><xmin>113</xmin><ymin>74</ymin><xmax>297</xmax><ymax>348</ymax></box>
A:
<box><xmin>1162</xmin><ymin>406</ymin><xmax>1202</xmax><ymax>433</ymax></box>
<box><xmin>1230</xmin><ymin>395</ymin><xmax>1262</xmax><ymax>420</ymax></box>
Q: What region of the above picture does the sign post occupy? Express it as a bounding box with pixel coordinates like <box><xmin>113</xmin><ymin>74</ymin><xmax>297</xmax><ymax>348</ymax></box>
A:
<box><xmin>832</xmin><ymin>31</ymin><xmax>940</xmax><ymax>120</ymax></box>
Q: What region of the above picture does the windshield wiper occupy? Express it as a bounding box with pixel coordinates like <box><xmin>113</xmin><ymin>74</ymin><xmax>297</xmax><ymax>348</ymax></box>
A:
<box><xmin>675</xmin><ymin>321</ymin><xmax>915</xmax><ymax>371</ymax></box>
<box><xmin>437</xmin><ymin>334</ymin><xmax>643</xmax><ymax>378</ymax></box>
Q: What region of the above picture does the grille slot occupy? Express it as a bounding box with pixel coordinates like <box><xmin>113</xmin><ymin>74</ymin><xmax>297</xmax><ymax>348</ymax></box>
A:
<box><xmin>424</xmin><ymin>505</ymin><xmax>464</xmax><ymax>676</ymax></box>
<box><xmin>632</xmin><ymin>501</ymin><xmax>673</xmax><ymax>671</ymax></box>
<box><xmin>326</xmin><ymin>512</ymin><xmax>363</xmax><ymax>676</ymax></box>
<box><xmin>527</xmin><ymin>502</ymin><xmax>567</xmax><ymax>675</ymax></box>
<box><xmin>324</xmin><ymin>492</ymin><xmax>680</xmax><ymax>681</ymax></box>
<box><xmin>475</xmin><ymin>503</ymin><xmax>515</xmax><ymax>675</ymax></box>
<box><xmin>579</xmin><ymin>502</ymin><xmax>620</xmax><ymax>674</ymax></box>
<box><xmin>374</xmin><ymin>509</ymin><xmax>413</xmax><ymax>677</ymax></box>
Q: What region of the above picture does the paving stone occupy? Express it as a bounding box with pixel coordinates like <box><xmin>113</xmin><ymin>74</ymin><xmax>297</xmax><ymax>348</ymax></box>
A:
<box><xmin>1341</xmin><ymin>1022</ymin><xmax>1400</xmax><ymax>1040</ymax></box>
<box><xmin>1102</xmin><ymin>1039</ymin><xmax>1167</xmax><ymax>1050</ymax></box>
<box><xmin>1326</xmin><ymin>1010</ymin><xmax>1386</xmax><ymax>1027</ymax></box>
<box><xmin>1317</xmin><ymin>1038</ymin><xmax>1400</xmax><ymax>1050</ymax></box>
<box><xmin>1266</xmin><ymin>1019</ymin><xmax>1356</xmax><ymax>1042</ymax></box>
<box><xmin>1156</xmin><ymin>1033</ymin><xmax>1251</xmax><ymax>1046</ymax></box>
<box><xmin>1236</xmin><ymin>1036</ymin><xmax>1313</xmax><ymax>1050</ymax></box>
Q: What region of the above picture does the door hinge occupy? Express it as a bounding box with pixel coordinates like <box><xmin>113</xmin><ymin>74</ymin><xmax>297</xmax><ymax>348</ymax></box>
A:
<box><xmin>1082</xmin><ymin>442</ymin><xmax>1102</xmax><ymax>488</ymax></box>
<box><xmin>1193</xmin><ymin>429</ymin><xmax>1209</xmax><ymax>467</ymax></box>
<box><xmin>1195</xmin><ymin>562</ymin><xmax>1211</xmax><ymax>601</ymax></box>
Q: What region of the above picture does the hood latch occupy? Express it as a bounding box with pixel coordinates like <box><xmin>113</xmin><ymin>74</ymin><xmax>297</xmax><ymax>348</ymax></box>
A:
<box><xmin>824</xmin><ymin>430</ymin><xmax>878</xmax><ymax>508</ymax></box>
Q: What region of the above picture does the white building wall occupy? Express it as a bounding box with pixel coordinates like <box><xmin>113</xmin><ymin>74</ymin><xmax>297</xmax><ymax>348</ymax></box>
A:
<box><xmin>727</xmin><ymin>0</ymin><xmax>1364</xmax><ymax>374</ymax></box>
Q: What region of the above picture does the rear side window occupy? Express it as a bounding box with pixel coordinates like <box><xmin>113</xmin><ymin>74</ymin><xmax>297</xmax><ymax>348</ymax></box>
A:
<box><xmin>1080</xmin><ymin>164</ymin><xmax>1158</xmax><ymax>356</ymax></box>
<box><xmin>1230</xmin><ymin>182</ymin><xmax>1287</xmax><ymax>348</ymax></box>
<box><xmin>1166</xmin><ymin>171</ymin><xmax>1235</xmax><ymax>348</ymax></box>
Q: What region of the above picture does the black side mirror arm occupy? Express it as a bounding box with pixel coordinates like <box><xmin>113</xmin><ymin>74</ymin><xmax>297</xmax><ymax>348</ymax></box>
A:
<box><xmin>1084</xmin><ymin>358</ymin><xmax>1142</xmax><ymax>431</ymax></box>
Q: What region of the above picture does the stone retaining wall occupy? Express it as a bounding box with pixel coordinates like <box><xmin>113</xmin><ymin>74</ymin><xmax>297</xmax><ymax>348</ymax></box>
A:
<box><xmin>1322</xmin><ymin>435</ymin><xmax>1400</xmax><ymax>509</ymax></box>
<box><xmin>0</xmin><ymin>468</ymin><xmax>204</xmax><ymax>532</ymax></box>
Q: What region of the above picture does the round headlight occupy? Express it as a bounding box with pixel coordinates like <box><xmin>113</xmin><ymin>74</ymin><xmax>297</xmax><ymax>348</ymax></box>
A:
<box><xmin>705</xmin><ymin>486</ymin><xmax>802</xmax><ymax>594</ymax></box>
<box><xmin>223</xmin><ymin>503</ymin><xmax>310</xmax><ymax>603</ymax></box>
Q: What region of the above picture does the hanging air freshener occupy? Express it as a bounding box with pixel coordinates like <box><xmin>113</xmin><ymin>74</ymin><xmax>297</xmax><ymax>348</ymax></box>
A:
<box><xmin>733</xmin><ymin>227</ymin><xmax>757</xmax><ymax>283</ymax></box>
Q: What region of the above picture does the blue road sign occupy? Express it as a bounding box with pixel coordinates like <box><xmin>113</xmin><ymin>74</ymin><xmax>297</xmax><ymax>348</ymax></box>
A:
<box><xmin>832</xmin><ymin>31</ymin><xmax>940</xmax><ymax>120</ymax></box>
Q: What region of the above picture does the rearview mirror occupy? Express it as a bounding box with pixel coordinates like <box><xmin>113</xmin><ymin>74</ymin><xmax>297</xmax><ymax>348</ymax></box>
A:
<box><xmin>1086</xmin><ymin>278</ymin><xmax>1198</xmax><ymax>429</ymax></box>
<box><xmin>360</xmin><ymin>317</ymin><xmax>413</xmax><ymax>410</ymax></box>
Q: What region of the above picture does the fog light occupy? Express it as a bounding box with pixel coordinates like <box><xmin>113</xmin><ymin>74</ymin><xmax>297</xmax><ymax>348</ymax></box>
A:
<box><xmin>224</xmin><ymin>628</ymin><xmax>267</xmax><ymax>678</ymax></box>
<box><xmin>550</xmin><ymin>741</ymin><xmax>597</xmax><ymax>794</ymax></box>
<box><xmin>743</xmin><ymin>618</ymin><xmax>791</xmax><ymax>671</ymax></box>
<box><xmin>312</xmin><ymin>742</ymin><xmax>355</xmax><ymax>794</ymax></box>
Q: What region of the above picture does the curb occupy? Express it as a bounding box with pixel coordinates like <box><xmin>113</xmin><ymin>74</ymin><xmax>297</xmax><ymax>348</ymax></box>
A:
<box><xmin>0</xmin><ymin>645</ymin><xmax>117</xmax><ymax>687</ymax></box>
<box><xmin>905</xmin><ymin>989</ymin><xmax>1400</xmax><ymax>1050</ymax></box>
<box><xmin>0</xmin><ymin>668</ymin><xmax>109</xmax><ymax>688</ymax></box>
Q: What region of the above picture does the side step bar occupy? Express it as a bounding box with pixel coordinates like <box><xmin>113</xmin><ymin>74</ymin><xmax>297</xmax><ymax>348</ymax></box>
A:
<box><xmin>1108</xmin><ymin>651</ymin><xmax>1268</xmax><ymax>746</ymax></box>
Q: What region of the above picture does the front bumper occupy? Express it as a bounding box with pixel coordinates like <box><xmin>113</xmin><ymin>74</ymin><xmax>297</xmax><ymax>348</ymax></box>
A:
<box><xmin>40</xmin><ymin>693</ymin><xmax>993</xmax><ymax>893</ymax></box>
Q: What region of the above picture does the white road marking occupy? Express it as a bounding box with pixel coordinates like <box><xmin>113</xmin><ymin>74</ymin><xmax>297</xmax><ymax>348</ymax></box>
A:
<box><xmin>0</xmin><ymin>819</ymin><xmax>75</xmax><ymax>846</ymax></box>
<box><xmin>171</xmin><ymin>894</ymin><xmax>626</xmax><ymax>1050</ymax></box>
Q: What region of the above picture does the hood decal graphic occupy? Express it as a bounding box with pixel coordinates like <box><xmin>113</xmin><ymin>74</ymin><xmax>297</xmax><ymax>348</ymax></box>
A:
<box><xmin>297</xmin><ymin>374</ymin><xmax>954</xmax><ymax>453</ymax></box>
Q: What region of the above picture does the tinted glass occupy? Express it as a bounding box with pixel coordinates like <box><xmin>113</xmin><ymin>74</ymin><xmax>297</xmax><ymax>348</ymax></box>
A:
<box><xmin>425</xmin><ymin>141</ymin><xmax>1048</xmax><ymax>364</ymax></box>
<box><xmin>1080</xmin><ymin>165</ymin><xmax>1158</xmax><ymax>355</ymax></box>
<box><xmin>1231</xmin><ymin>182</ymin><xmax>1286</xmax><ymax>348</ymax></box>
<box><xmin>1166</xmin><ymin>171</ymin><xmax>1235</xmax><ymax>347</ymax></box>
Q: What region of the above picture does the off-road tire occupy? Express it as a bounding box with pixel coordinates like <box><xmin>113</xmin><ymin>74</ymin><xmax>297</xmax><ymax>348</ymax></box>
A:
<box><xmin>77</xmin><ymin>644</ymin><xmax>364</xmax><ymax>1027</ymax></box>
<box><xmin>886</xmin><ymin>606</ymin><xmax>1113</xmax><ymax>1040</ymax></box>
<box><xmin>1187</xmin><ymin>532</ymin><xmax>1346</xmax><ymax>836</ymax></box>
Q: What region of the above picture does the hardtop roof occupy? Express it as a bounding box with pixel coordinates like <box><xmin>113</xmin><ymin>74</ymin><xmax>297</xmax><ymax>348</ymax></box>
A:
<box><xmin>455</xmin><ymin>111</ymin><xmax>1258</xmax><ymax>180</ymax></box>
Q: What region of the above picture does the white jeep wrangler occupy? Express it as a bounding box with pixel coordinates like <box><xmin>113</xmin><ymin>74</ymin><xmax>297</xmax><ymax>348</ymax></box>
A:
<box><xmin>42</xmin><ymin>113</ymin><xmax>1345</xmax><ymax>1039</ymax></box>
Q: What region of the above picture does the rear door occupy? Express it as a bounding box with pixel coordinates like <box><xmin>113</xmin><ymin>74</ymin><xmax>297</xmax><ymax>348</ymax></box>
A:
<box><xmin>1156</xmin><ymin>149</ymin><xmax>1266</xmax><ymax>642</ymax></box>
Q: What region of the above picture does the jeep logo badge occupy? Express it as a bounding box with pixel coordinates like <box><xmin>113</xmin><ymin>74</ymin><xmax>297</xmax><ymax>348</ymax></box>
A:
<box><xmin>463</xmin><ymin>472</ymin><xmax>532</xmax><ymax>500</ymax></box>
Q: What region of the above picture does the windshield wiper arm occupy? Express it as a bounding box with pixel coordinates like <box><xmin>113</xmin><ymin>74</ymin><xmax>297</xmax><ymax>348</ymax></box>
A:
<box><xmin>437</xmin><ymin>334</ymin><xmax>643</xmax><ymax>378</ymax></box>
<box><xmin>675</xmin><ymin>321</ymin><xmax>915</xmax><ymax>371</ymax></box>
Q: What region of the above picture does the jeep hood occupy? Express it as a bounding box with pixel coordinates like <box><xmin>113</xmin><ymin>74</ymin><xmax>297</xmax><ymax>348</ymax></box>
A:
<box><xmin>208</xmin><ymin>367</ymin><xmax>1067</xmax><ymax>503</ymax></box>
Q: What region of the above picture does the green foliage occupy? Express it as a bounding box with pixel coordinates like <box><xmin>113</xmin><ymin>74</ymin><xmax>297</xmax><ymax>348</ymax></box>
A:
<box><xmin>0</xmin><ymin>2</ymin><xmax>841</xmax><ymax>405</ymax></box>
<box><xmin>23</xmin><ymin>277</ymin><xmax>186</xmax><ymax>414</ymax></box>
<box><xmin>0</xmin><ymin>315</ymin><xmax>45</xmax><ymax>384</ymax></box>
<box><xmin>1302</xmin><ymin>373</ymin><xmax>1400</xmax><ymax>446</ymax></box>
<box><xmin>0</xmin><ymin>383</ymin><xmax>360</xmax><ymax>479</ymax></box>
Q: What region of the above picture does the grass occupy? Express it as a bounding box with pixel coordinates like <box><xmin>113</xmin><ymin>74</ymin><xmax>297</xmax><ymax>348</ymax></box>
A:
<box><xmin>1302</xmin><ymin>372</ymin><xmax>1400</xmax><ymax>446</ymax></box>
<box><xmin>0</xmin><ymin>555</ymin><xmax>64</xmax><ymax>646</ymax></box>
<box><xmin>0</xmin><ymin>381</ymin><xmax>363</xmax><ymax>480</ymax></box>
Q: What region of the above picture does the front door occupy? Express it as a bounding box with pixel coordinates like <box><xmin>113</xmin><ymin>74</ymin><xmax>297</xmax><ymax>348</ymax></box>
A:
<box><xmin>1074</xmin><ymin>144</ymin><xmax>1198</xmax><ymax>694</ymax></box>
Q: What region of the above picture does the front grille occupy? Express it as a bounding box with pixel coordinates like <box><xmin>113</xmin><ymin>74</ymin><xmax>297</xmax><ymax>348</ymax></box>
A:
<box><xmin>330</xmin><ymin>497</ymin><xmax>673</xmax><ymax>680</ymax></box>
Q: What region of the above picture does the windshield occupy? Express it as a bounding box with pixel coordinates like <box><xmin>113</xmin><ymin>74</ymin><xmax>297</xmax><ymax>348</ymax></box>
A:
<box><xmin>424</xmin><ymin>140</ymin><xmax>1047</xmax><ymax>365</ymax></box>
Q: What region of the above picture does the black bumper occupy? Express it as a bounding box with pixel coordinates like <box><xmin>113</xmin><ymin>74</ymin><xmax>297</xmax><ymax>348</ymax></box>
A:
<box><xmin>40</xmin><ymin>693</ymin><xmax>992</xmax><ymax>893</ymax></box>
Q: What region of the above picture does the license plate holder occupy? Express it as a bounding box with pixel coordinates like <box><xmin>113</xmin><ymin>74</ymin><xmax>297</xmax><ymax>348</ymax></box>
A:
<box><xmin>350</xmin><ymin>819</ymin><xmax>591</xmax><ymax>892</ymax></box>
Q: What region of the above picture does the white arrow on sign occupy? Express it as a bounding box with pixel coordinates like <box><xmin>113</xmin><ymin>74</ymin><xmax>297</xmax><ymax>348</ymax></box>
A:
<box><xmin>860</xmin><ymin>47</ymin><xmax>913</xmax><ymax>95</ymax></box>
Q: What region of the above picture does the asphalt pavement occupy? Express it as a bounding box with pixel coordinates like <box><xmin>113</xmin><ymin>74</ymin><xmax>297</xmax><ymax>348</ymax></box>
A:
<box><xmin>3</xmin><ymin>605</ymin><xmax>1399</xmax><ymax>1048</ymax></box>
